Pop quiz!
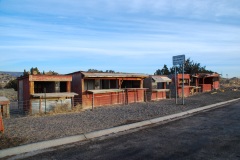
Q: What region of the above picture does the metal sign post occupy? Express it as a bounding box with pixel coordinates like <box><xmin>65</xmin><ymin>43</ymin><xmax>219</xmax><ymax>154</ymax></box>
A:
<box><xmin>175</xmin><ymin>66</ymin><xmax>177</xmax><ymax>104</ymax></box>
<box><xmin>44</xmin><ymin>88</ymin><xmax>47</xmax><ymax>114</ymax></box>
<box><xmin>182</xmin><ymin>63</ymin><xmax>184</xmax><ymax>105</ymax></box>
<box><xmin>173</xmin><ymin>55</ymin><xmax>185</xmax><ymax>105</ymax></box>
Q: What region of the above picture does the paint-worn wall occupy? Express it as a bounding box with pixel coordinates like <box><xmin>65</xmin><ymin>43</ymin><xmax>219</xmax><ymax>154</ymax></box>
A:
<box><xmin>151</xmin><ymin>92</ymin><xmax>167</xmax><ymax>101</ymax></box>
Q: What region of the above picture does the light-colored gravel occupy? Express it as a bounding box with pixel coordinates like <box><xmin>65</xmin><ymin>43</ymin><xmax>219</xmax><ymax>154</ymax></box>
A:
<box><xmin>2</xmin><ymin>89</ymin><xmax>240</xmax><ymax>149</ymax></box>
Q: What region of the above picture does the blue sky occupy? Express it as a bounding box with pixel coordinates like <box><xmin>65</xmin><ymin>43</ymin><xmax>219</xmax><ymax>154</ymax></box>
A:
<box><xmin>0</xmin><ymin>0</ymin><xmax>240</xmax><ymax>78</ymax></box>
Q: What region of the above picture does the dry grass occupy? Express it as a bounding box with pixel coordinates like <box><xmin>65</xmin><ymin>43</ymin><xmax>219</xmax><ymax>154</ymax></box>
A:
<box><xmin>31</xmin><ymin>103</ymin><xmax>84</xmax><ymax>117</ymax></box>
<box><xmin>0</xmin><ymin>88</ymin><xmax>17</xmax><ymax>101</ymax></box>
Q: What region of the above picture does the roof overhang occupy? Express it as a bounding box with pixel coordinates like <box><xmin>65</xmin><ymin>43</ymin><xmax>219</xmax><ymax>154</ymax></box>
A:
<box><xmin>87</xmin><ymin>89</ymin><xmax>124</xmax><ymax>94</ymax></box>
<box><xmin>31</xmin><ymin>92</ymin><xmax>78</xmax><ymax>98</ymax></box>
<box><xmin>29</xmin><ymin>75</ymin><xmax>72</xmax><ymax>82</ymax></box>
<box><xmin>152</xmin><ymin>76</ymin><xmax>172</xmax><ymax>83</ymax></box>
<box><xmin>82</xmin><ymin>72</ymin><xmax>148</xmax><ymax>79</ymax></box>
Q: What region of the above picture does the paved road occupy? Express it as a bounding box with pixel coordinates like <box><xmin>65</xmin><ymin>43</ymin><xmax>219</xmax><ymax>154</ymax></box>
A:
<box><xmin>21</xmin><ymin>101</ymin><xmax>240</xmax><ymax>160</ymax></box>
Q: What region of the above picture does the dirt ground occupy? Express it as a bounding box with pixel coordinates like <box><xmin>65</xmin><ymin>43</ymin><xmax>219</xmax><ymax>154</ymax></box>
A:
<box><xmin>1</xmin><ymin>88</ymin><xmax>240</xmax><ymax>150</ymax></box>
<box><xmin>21</xmin><ymin>101</ymin><xmax>240</xmax><ymax>160</ymax></box>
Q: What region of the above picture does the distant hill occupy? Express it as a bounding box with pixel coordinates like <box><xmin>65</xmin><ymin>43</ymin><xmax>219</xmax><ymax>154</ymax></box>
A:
<box><xmin>0</xmin><ymin>71</ymin><xmax>23</xmax><ymax>77</ymax></box>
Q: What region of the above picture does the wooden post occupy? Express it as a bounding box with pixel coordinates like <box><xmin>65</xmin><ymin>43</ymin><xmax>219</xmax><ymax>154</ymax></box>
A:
<box><xmin>39</xmin><ymin>98</ymin><xmax>42</xmax><ymax>113</ymax></box>
<box><xmin>0</xmin><ymin>107</ymin><xmax>4</xmax><ymax>133</ymax></box>
<box><xmin>134</xmin><ymin>89</ymin><xmax>136</xmax><ymax>102</ymax></box>
<box><xmin>71</xmin><ymin>97</ymin><xmax>74</xmax><ymax>109</ymax></box>
<box><xmin>66</xmin><ymin>81</ymin><xmax>71</xmax><ymax>92</ymax></box>
<box><xmin>29</xmin><ymin>81</ymin><xmax>34</xmax><ymax>114</ymax></box>
<box><xmin>144</xmin><ymin>89</ymin><xmax>147</xmax><ymax>102</ymax></box>
<box><xmin>126</xmin><ymin>89</ymin><xmax>128</xmax><ymax>105</ymax></box>
<box><xmin>92</xmin><ymin>93</ymin><xmax>94</xmax><ymax>111</ymax></box>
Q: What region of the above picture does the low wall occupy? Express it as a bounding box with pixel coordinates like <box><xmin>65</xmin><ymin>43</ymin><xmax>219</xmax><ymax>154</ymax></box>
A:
<box><xmin>31</xmin><ymin>98</ymin><xmax>72</xmax><ymax>114</ymax></box>
<box><xmin>151</xmin><ymin>92</ymin><xmax>167</xmax><ymax>101</ymax></box>
<box><xmin>82</xmin><ymin>90</ymin><xmax>146</xmax><ymax>108</ymax></box>
<box><xmin>82</xmin><ymin>92</ymin><xmax>125</xmax><ymax>108</ymax></box>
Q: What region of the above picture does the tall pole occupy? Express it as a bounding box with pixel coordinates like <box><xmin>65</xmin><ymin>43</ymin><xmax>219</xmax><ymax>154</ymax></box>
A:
<box><xmin>182</xmin><ymin>64</ymin><xmax>184</xmax><ymax>105</ymax></box>
<box><xmin>44</xmin><ymin>88</ymin><xmax>47</xmax><ymax>114</ymax></box>
<box><xmin>175</xmin><ymin>66</ymin><xmax>177</xmax><ymax>104</ymax></box>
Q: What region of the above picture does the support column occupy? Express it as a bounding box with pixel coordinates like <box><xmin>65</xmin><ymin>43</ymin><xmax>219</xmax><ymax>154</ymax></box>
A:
<box><xmin>29</xmin><ymin>81</ymin><xmax>34</xmax><ymax>95</ymax></box>
<box><xmin>66</xmin><ymin>81</ymin><xmax>71</xmax><ymax>92</ymax></box>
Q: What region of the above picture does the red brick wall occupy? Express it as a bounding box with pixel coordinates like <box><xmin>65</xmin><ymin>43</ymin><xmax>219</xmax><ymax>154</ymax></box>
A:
<box><xmin>82</xmin><ymin>92</ymin><xmax>125</xmax><ymax>108</ymax></box>
<box><xmin>213</xmin><ymin>81</ymin><xmax>219</xmax><ymax>89</ymax></box>
<box><xmin>151</xmin><ymin>92</ymin><xmax>166</xmax><ymax>101</ymax></box>
<box><xmin>201</xmin><ymin>84</ymin><xmax>212</xmax><ymax>92</ymax></box>
<box><xmin>178</xmin><ymin>87</ymin><xmax>191</xmax><ymax>97</ymax></box>
<box><xmin>126</xmin><ymin>90</ymin><xmax>145</xmax><ymax>104</ymax></box>
<box><xmin>82</xmin><ymin>90</ymin><xmax>145</xmax><ymax>108</ymax></box>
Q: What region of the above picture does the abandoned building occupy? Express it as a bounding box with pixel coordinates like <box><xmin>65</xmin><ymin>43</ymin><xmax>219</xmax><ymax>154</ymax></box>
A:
<box><xmin>69</xmin><ymin>71</ymin><xmax>148</xmax><ymax>109</ymax></box>
<box><xmin>169</xmin><ymin>73</ymin><xmax>221</xmax><ymax>98</ymax></box>
<box><xmin>17</xmin><ymin>75</ymin><xmax>77</xmax><ymax>114</ymax></box>
<box><xmin>169</xmin><ymin>74</ymin><xmax>193</xmax><ymax>97</ymax></box>
<box><xmin>191</xmin><ymin>73</ymin><xmax>220</xmax><ymax>92</ymax></box>
<box><xmin>143</xmin><ymin>75</ymin><xmax>172</xmax><ymax>101</ymax></box>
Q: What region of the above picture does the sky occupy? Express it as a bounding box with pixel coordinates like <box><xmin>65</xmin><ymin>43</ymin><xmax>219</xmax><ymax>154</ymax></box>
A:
<box><xmin>0</xmin><ymin>0</ymin><xmax>240</xmax><ymax>78</ymax></box>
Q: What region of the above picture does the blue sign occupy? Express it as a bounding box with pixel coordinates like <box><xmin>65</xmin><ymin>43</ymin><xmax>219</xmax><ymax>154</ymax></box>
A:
<box><xmin>173</xmin><ymin>55</ymin><xmax>185</xmax><ymax>65</ymax></box>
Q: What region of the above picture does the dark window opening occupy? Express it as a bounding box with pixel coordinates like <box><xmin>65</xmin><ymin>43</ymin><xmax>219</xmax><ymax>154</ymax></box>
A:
<box><xmin>60</xmin><ymin>82</ymin><xmax>67</xmax><ymax>92</ymax></box>
<box><xmin>34</xmin><ymin>81</ymin><xmax>68</xmax><ymax>93</ymax></box>
<box><xmin>157</xmin><ymin>83</ymin><xmax>164</xmax><ymax>89</ymax></box>
<box><xmin>101</xmin><ymin>79</ymin><xmax>118</xmax><ymax>89</ymax></box>
<box><xmin>121</xmin><ymin>80</ymin><xmax>140</xmax><ymax>88</ymax></box>
<box><xmin>84</xmin><ymin>79</ymin><xmax>95</xmax><ymax>90</ymax></box>
<box><xmin>34</xmin><ymin>82</ymin><xmax>56</xmax><ymax>93</ymax></box>
<box><xmin>101</xmin><ymin>80</ymin><xmax>110</xmax><ymax>89</ymax></box>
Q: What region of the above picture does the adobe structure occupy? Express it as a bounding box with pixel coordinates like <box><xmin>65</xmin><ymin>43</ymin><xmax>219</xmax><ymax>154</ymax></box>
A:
<box><xmin>69</xmin><ymin>71</ymin><xmax>148</xmax><ymax>109</ymax></box>
<box><xmin>191</xmin><ymin>73</ymin><xmax>220</xmax><ymax>92</ymax></box>
<box><xmin>169</xmin><ymin>74</ymin><xmax>194</xmax><ymax>98</ymax></box>
<box><xmin>17</xmin><ymin>74</ymin><xmax>77</xmax><ymax>114</ymax></box>
<box><xmin>143</xmin><ymin>75</ymin><xmax>172</xmax><ymax>101</ymax></box>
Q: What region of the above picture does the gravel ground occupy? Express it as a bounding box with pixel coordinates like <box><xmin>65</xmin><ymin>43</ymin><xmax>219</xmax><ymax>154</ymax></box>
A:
<box><xmin>1</xmin><ymin>89</ymin><xmax>240</xmax><ymax>149</ymax></box>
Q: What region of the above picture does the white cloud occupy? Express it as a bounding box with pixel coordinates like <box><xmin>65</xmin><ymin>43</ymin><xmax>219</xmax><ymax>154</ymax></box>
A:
<box><xmin>0</xmin><ymin>0</ymin><xmax>240</xmax><ymax>77</ymax></box>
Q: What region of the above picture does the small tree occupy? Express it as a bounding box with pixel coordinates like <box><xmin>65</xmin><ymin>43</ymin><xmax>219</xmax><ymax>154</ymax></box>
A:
<box><xmin>154</xmin><ymin>64</ymin><xmax>170</xmax><ymax>75</ymax></box>
<box><xmin>171</xmin><ymin>58</ymin><xmax>213</xmax><ymax>74</ymax></box>
<box><xmin>105</xmin><ymin>70</ymin><xmax>115</xmax><ymax>73</ymax></box>
<box><xmin>5</xmin><ymin>79</ymin><xmax>18</xmax><ymax>91</ymax></box>
<box><xmin>30</xmin><ymin>67</ymin><xmax>40</xmax><ymax>75</ymax></box>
